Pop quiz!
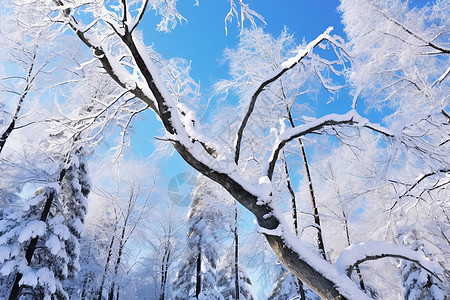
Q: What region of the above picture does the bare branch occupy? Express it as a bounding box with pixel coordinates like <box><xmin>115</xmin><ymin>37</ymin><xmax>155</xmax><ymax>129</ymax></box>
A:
<box><xmin>372</xmin><ymin>3</ymin><xmax>450</xmax><ymax>54</ymax></box>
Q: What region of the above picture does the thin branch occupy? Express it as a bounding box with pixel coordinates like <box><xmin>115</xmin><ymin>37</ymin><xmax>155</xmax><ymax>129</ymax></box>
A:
<box><xmin>234</xmin><ymin>27</ymin><xmax>334</xmax><ymax>164</ymax></box>
<box><xmin>347</xmin><ymin>254</ymin><xmax>442</xmax><ymax>282</ymax></box>
<box><xmin>130</xmin><ymin>0</ymin><xmax>149</xmax><ymax>33</ymax></box>
<box><xmin>265</xmin><ymin>110</ymin><xmax>393</xmax><ymax>180</ymax></box>
<box><xmin>373</xmin><ymin>3</ymin><xmax>450</xmax><ymax>54</ymax></box>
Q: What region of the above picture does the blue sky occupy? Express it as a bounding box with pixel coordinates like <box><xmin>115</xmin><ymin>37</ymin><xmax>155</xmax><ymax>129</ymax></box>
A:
<box><xmin>128</xmin><ymin>2</ymin><xmax>347</xmax><ymax>296</ymax></box>
<box><xmin>130</xmin><ymin>0</ymin><xmax>345</xmax><ymax>174</ymax></box>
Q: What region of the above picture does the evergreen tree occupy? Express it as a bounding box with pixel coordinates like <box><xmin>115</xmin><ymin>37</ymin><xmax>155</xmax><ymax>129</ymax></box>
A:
<box><xmin>173</xmin><ymin>175</ymin><xmax>227</xmax><ymax>300</ymax></box>
<box><xmin>216</xmin><ymin>251</ymin><xmax>254</xmax><ymax>300</ymax></box>
<box><xmin>0</xmin><ymin>145</ymin><xmax>90</xmax><ymax>299</ymax></box>
<box><xmin>399</xmin><ymin>227</ymin><xmax>447</xmax><ymax>300</ymax></box>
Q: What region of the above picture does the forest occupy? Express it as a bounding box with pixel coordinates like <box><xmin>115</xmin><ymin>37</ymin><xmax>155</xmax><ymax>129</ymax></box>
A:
<box><xmin>0</xmin><ymin>0</ymin><xmax>448</xmax><ymax>299</ymax></box>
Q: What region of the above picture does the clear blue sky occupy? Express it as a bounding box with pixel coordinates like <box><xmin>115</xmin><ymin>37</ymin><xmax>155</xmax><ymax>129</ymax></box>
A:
<box><xmin>130</xmin><ymin>0</ymin><xmax>345</xmax><ymax>172</ymax></box>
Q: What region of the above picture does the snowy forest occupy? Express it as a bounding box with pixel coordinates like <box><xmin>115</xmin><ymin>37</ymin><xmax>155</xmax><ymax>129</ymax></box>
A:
<box><xmin>0</xmin><ymin>0</ymin><xmax>449</xmax><ymax>299</ymax></box>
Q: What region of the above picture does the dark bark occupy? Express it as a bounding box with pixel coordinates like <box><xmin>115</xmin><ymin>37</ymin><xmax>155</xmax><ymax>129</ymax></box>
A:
<box><xmin>0</xmin><ymin>53</ymin><xmax>36</xmax><ymax>155</ymax></box>
<box><xmin>108</xmin><ymin>221</ymin><xmax>127</xmax><ymax>300</ymax></box>
<box><xmin>65</xmin><ymin>15</ymin><xmax>356</xmax><ymax>298</ymax></box>
<box><xmin>344</xmin><ymin>215</ymin><xmax>366</xmax><ymax>291</ymax></box>
<box><xmin>195</xmin><ymin>242</ymin><xmax>201</xmax><ymax>299</ymax></box>
<box><xmin>282</xmin><ymin>153</ymin><xmax>306</xmax><ymax>300</ymax></box>
<box><xmin>265</xmin><ymin>234</ymin><xmax>347</xmax><ymax>300</ymax></box>
<box><xmin>98</xmin><ymin>234</ymin><xmax>115</xmax><ymax>300</ymax></box>
<box><xmin>234</xmin><ymin>205</ymin><xmax>240</xmax><ymax>300</ymax></box>
<box><xmin>159</xmin><ymin>238</ymin><xmax>172</xmax><ymax>300</ymax></box>
<box><xmin>286</xmin><ymin>107</ymin><xmax>327</xmax><ymax>261</ymax></box>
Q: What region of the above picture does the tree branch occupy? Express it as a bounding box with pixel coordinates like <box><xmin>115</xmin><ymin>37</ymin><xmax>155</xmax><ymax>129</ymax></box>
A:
<box><xmin>265</xmin><ymin>110</ymin><xmax>393</xmax><ymax>180</ymax></box>
<box><xmin>234</xmin><ymin>27</ymin><xmax>333</xmax><ymax>164</ymax></box>
<box><xmin>336</xmin><ymin>241</ymin><xmax>443</xmax><ymax>281</ymax></box>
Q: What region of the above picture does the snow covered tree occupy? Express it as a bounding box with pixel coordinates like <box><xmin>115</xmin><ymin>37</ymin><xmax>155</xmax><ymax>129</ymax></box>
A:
<box><xmin>0</xmin><ymin>142</ymin><xmax>90</xmax><ymax>299</ymax></box>
<box><xmin>84</xmin><ymin>158</ymin><xmax>156</xmax><ymax>300</ymax></box>
<box><xmin>173</xmin><ymin>175</ymin><xmax>228</xmax><ymax>300</ymax></box>
<box><xmin>216</xmin><ymin>250</ymin><xmax>254</xmax><ymax>300</ymax></box>
<box><xmin>398</xmin><ymin>227</ymin><xmax>448</xmax><ymax>300</ymax></box>
<box><xmin>268</xmin><ymin>265</ymin><xmax>319</xmax><ymax>300</ymax></box>
<box><xmin>6</xmin><ymin>0</ymin><xmax>448</xmax><ymax>298</ymax></box>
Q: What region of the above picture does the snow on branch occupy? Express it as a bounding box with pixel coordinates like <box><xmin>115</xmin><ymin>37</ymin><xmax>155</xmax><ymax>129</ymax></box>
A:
<box><xmin>234</xmin><ymin>27</ymin><xmax>335</xmax><ymax>165</ymax></box>
<box><xmin>432</xmin><ymin>66</ymin><xmax>450</xmax><ymax>87</ymax></box>
<box><xmin>281</xmin><ymin>27</ymin><xmax>333</xmax><ymax>69</ymax></box>
<box><xmin>224</xmin><ymin>0</ymin><xmax>265</xmax><ymax>35</ymax></box>
<box><xmin>371</xmin><ymin>3</ymin><xmax>450</xmax><ymax>55</ymax></box>
<box><xmin>336</xmin><ymin>241</ymin><xmax>444</xmax><ymax>281</ymax></box>
<box><xmin>264</xmin><ymin>110</ymin><xmax>393</xmax><ymax>180</ymax></box>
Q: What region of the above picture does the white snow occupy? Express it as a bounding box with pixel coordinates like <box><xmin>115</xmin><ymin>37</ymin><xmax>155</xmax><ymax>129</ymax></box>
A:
<box><xmin>45</xmin><ymin>234</ymin><xmax>62</xmax><ymax>255</ymax></box>
<box><xmin>19</xmin><ymin>270</ymin><xmax>38</xmax><ymax>288</ymax></box>
<box><xmin>281</xmin><ymin>27</ymin><xmax>333</xmax><ymax>69</ymax></box>
<box><xmin>0</xmin><ymin>246</ymin><xmax>11</xmax><ymax>264</ymax></box>
<box><xmin>0</xmin><ymin>260</ymin><xmax>16</xmax><ymax>276</ymax></box>
<box><xmin>17</xmin><ymin>220</ymin><xmax>46</xmax><ymax>243</ymax></box>
<box><xmin>36</xmin><ymin>267</ymin><xmax>57</xmax><ymax>293</ymax></box>
<box><xmin>336</xmin><ymin>241</ymin><xmax>444</xmax><ymax>277</ymax></box>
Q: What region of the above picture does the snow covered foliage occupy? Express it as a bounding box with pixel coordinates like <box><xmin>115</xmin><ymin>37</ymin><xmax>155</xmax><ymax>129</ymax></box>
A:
<box><xmin>268</xmin><ymin>266</ymin><xmax>319</xmax><ymax>300</ymax></box>
<box><xmin>216</xmin><ymin>251</ymin><xmax>254</xmax><ymax>300</ymax></box>
<box><xmin>0</xmin><ymin>146</ymin><xmax>90</xmax><ymax>299</ymax></box>
<box><xmin>0</xmin><ymin>186</ymin><xmax>67</xmax><ymax>299</ymax></box>
<box><xmin>1</xmin><ymin>0</ymin><xmax>449</xmax><ymax>298</ymax></box>
<box><xmin>173</xmin><ymin>175</ymin><xmax>231</xmax><ymax>299</ymax></box>
<box><xmin>398</xmin><ymin>227</ymin><xmax>448</xmax><ymax>300</ymax></box>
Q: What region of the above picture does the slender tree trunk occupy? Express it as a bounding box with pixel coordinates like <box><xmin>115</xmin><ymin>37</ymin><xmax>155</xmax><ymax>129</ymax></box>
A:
<box><xmin>0</xmin><ymin>53</ymin><xmax>36</xmax><ymax>155</ymax></box>
<box><xmin>9</xmin><ymin>168</ymin><xmax>65</xmax><ymax>300</ymax></box>
<box><xmin>159</xmin><ymin>241</ymin><xmax>171</xmax><ymax>300</ymax></box>
<box><xmin>98</xmin><ymin>234</ymin><xmax>115</xmax><ymax>300</ymax></box>
<box><xmin>108</xmin><ymin>191</ymin><xmax>135</xmax><ymax>300</ymax></box>
<box><xmin>81</xmin><ymin>275</ymin><xmax>87</xmax><ymax>299</ymax></box>
<box><xmin>159</xmin><ymin>257</ymin><xmax>166</xmax><ymax>300</ymax></box>
<box><xmin>108</xmin><ymin>229</ymin><xmax>126</xmax><ymax>300</ymax></box>
<box><xmin>234</xmin><ymin>204</ymin><xmax>240</xmax><ymax>300</ymax></box>
<box><xmin>195</xmin><ymin>240</ymin><xmax>202</xmax><ymax>299</ymax></box>
<box><xmin>286</xmin><ymin>107</ymin><xmax>327</xmax><ymax>261</ymax></box>
<box><xmin>343</xmin><ymin>217</ymin><xmax>366</xmax><ymax>291</ymax></box>
<box><xmin>283</xmin><ymin>153</ymin><xmax>306</xmax><ymax>300</ymax></box>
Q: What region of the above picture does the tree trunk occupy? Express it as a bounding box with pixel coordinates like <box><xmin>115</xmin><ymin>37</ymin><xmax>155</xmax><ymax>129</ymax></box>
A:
<box><xmin>108</xmin><ymin>229</ymin><xmax>126</xmax><ymax>300</ymax></box>
<box><xmin>0</xmin><ymin>53</ymin><xmax>36</xmax><ymax>155</ymax></box>
<box><xmin>173</xmin><ymin>142</ymin><xmax>349</xmax><ymax>299</ymax></box>
<box><xmin>159</xmin><ymin>240</ymin><xmax>171</xmax><ymax>300</ymax></box>
<box><xmin>67</xmin><ymin>22</ymin><xmax>365</xmax><ymax>298</ymax></box>
<box><xmin>195</xmin><ymin>242</ymin><xmax>202</xmax><ymax>299</ymax></box>
<box><xmin>234</xmin><ymin>204</ymin><xmax>240</xmax><ymax>300</ymax></box>
<box><xmin>344</xmin><ymin>217</ymin><xmax>366</xmax><ymax>291</ymax></box>
<box><xmin>108</xmin><ymin>191</ymin><xmax>135</xmax><ymax>300</ymax></box>
<box><xmin>98</xmin><ymin>234</ymin><xmax>115</xmax><ymax>300</ymax></box>
<box><xmin>283</xmin><ymin>153</ymin><xmax>306</xmax><ymax>300</ymax></box>
<box><xmin>286</xmin><ymin>107</ymin><xmax>327</xmax><ymax>261</ymax></box>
